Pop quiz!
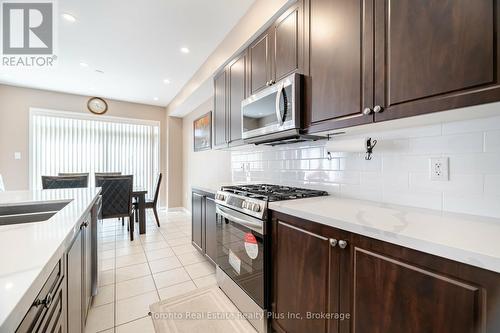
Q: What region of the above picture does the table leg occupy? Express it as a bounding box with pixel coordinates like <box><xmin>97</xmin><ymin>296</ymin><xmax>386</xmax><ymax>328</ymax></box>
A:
<box><xmin>138</xmin><ymin>193</ymin><xmax>146</xmax><ymax>234</ymax></box>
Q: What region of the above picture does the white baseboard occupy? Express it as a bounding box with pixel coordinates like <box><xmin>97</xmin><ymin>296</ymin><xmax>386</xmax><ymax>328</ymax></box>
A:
<box><xmin>167</xmin><ymin>207</ymin><xmax>190</xmax><ymax>214</ymax></box>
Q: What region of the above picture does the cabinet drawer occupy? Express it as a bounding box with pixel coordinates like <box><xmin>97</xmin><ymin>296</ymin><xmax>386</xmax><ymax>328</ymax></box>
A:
<box><xmin>16</xmin><ymin>259</ymin><xmax>64</xmax><ymax>333</ymax></box>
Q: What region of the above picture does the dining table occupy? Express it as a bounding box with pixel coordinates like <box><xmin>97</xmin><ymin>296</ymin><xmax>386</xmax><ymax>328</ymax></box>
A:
<box><xmin>132</xmin><ymin>187</ymin><xmax>148</xmax><ymax>234</ymax></box>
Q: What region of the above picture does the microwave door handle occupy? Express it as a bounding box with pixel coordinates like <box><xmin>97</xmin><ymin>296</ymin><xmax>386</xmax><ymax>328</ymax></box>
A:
<box><xmin>275</xmin><ymin>82</ymin><xmax>285</xmax><ymax>126</ymax></box>
<box><xmin>216</xmin><ymin>206</ymin><xmax>263</xmax><ymax>235</ymax></box>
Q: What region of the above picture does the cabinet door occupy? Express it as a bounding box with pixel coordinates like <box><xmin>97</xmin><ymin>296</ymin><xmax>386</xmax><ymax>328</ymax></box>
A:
<box><xmin>191</xmin><ymin>192</ymin><xmax>204</xmax><ymax>251</ymax></box>
<box><xmin>306</xmin><ymin>0</ymin><xmax>374</xmax><ymax>132</ymax></box>
<box><xmin>67</xmin><ymin>229</ymin><xmax>83</xmax><ymax>333</ymax></box>
<box><xmin>204</xmin><ymin>197</ymin><xmax>217</xmax><ymax>263</ymax></box>
<box><xmin>213</xmin><ymin>70</ymin><xmax>227</xmax><ymax>148</ymax></box>
<box><xmin>249</xmin><ymin>29</ymin><xmax>273</xmax><ymax>94</ymax></box>
<box><xmin>228</xmin><ymin>52</ymin><xmax>247</xmax><ymax>145</ymax></box>
<box><xmin>374</xmin><ymin>0</ymin><xmax>500</xmax><ymax>122</ymax></box>
<box><xmin>351</xmin><ymin>247</ymin><xmax>481</xmax><ymax>332</ymax></box>
<box><xmin>273</xmin><ymin>1</ymin><xmax>304</xmax><ymax>82</ymax></box>
<box><xmin>272</xmin><ymin>219</ymin><xmax>331</xmax><ymax>333</ymax></box>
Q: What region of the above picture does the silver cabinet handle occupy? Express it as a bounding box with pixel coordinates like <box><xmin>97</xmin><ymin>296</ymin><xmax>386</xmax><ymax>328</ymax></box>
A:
<box><xmin>362</xmin><ymin>107</ymin><xmax>372</xmax><ymax>115</ymax></box>
<box><xmin>338</xmin><ymin>240</ymin><xmax>348</xmax><ymax>249</ymax></box>
<box><xmin>329</xmin><ymin>238</ymin><xmax>337</xmax><ymax>247</ymax></box>
<box><xmin>373</xmin><ymin>105</ymin><xmax>383</xmax><ymax>113</ymax></box>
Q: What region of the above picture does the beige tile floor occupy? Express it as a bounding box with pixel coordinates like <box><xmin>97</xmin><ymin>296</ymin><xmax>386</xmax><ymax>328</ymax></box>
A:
<box><xmin>86</xmin><ymin>210</ymin><xmax>216</xmax><ymax>333</ymax></box>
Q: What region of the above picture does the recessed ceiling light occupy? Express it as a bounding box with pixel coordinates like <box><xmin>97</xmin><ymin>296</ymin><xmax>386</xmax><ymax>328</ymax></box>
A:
<box><xmin>153</xmin><ymin>97</ymin><xmax>159</xmax><ymax>101</ymax></box>
<box><xmin>62</xmin><ymin>13</ymin><xmax>76</xmax><ymax>22</ymax></box>
<box><xmin>163</xmin><ymin>79</ymin><xmax>170</xmax><ymax>84</ymax></box>
<box><xmin>79</xmin><ymin>62</ymin><xmax>89</xmax><ymax>68</ymax></box>
<box><xmin>180</xmin><ymin>47</ymin><xmax>190</xmax><ymax>54</ymax></box>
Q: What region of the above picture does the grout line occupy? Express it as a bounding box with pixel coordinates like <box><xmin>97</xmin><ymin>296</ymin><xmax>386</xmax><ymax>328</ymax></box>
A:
<box><xmin>94</xmin><ymin>212</ymin><xmax>196</xmax><ymax>331</ymax></box>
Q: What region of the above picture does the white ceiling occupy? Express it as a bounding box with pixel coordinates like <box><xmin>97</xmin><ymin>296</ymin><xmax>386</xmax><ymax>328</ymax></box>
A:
<box><xmin>0</xmin><ymin>0</ymin><xmax>255</xmax><ymax>107</ymax></box>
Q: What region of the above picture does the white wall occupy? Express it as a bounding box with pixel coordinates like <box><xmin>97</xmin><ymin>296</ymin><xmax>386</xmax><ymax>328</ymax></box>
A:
<box><xmin>231</xmin><ymin>105</ymin><xmax>500</xmax><ymax>218</ymax></box>
<box><xmin>182</xmin><ymin>97</ymin><xmax>232</xmax><ymax>211</ymax></box>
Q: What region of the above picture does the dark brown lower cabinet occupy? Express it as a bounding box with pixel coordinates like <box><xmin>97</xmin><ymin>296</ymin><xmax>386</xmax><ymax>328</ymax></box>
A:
<box><xmin>191</xmin><ymin>189</ymin><xmax>216</xmax><ymax>264</ymax></box>
<box><xmin>270</xmin><ymin>211</ymin><xmax>500</xmax><ymax>333</ymax></box>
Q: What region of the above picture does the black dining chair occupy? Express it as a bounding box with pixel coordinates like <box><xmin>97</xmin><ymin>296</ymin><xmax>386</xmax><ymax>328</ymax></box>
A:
<box><xmin>42</xmin><ymin>175</ymin><xmax>88</xmax><ymax>189</ymax></box>
<box><xmin>58</xmin><ymin>173</ymin><xmax>89</xmax><ymax>187</ymax></box>
<box><xmin>134</xmin><ymin>173</ymin><xmax>162</xmax><ymax>227</ymax></box>
<box><xmin>95</xmin><ymin>172</ymin><xmax>122</xmax><ymax>178</ymax></box>
<box><xmin>96</xmin><ymin>175</ymin><xmax>135</xmax><ymax>240</ymax></box>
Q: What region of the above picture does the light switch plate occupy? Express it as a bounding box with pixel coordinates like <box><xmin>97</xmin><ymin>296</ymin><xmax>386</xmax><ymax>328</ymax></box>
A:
<box><xmin>430</xmin><ymin>157</ymin><xmax>449</xmax><ymax>181</ymax></box>
<box><xmin>14</xmin><ymin>152</ymin><xmax>21</xmax><ymax>160</ymax></box>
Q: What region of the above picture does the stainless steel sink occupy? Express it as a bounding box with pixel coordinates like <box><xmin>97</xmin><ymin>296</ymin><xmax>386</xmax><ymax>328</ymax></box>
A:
<box><xmin>0</xmin><ymin>200</ymin><xmax>71</xmax><ymax>226</ymax></box>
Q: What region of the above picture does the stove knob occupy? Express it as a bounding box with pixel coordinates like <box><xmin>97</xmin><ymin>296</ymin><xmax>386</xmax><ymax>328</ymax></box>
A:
<box><xmin>216</xmin><ymin>194</ymin><xmax>225</xmax><ymax>201</ymax></box>
<box><xmin>242</xmin><ymin>201</ymin><xmax>248</xmax><ymax>209</ymax></box>
<box><xmin>250</xmin><ymin>204</ymin><xmax>261</xmax><ymax>212</ymax></box>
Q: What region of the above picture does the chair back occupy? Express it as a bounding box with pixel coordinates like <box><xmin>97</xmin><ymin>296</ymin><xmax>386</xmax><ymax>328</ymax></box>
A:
<box><xmin>152</xmin><ymin>173</ymin><xmax>162</xmax><ymax>205</ymax></box>
<box><xmin>58</xmin><ymin>173</ymin><xmax>89</xmax><ymax>187</ymax></box>
<box><xmin>96</xmin><ymin>175</ymin><xmax>133</xmax><ymax>219</ymax></box>
<box><xmin>0</xmin><ymin>174</ymin><xmax>5</xmax><ymax>192</ymax></box>
<box><xmin>42</xmin><ymin>175</ymin><xmax>88</xmax><ymax>189</ymax></box>
<box><xmin>95</xmin><ymin>172</ymin><xmax>122</xmax><ymax>185</ymax></box>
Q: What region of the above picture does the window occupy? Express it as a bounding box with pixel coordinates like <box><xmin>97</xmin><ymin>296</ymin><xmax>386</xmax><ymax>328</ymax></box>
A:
<box><xmin>30</xmin><ymin>109</ymin><xmax>160</xmax><ymax>195</ymax></box>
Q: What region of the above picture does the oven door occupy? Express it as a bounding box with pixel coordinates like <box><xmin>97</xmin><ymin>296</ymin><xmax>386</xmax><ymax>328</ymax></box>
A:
<box><xmin>241</xmin><ymin>73</ymin><xmax>301</xmax><ymax>141</ymax></box>
<box><xmin>215</xmin><ymin>205</ymin><xmax>265</xmax><ymax>308</ymax></box>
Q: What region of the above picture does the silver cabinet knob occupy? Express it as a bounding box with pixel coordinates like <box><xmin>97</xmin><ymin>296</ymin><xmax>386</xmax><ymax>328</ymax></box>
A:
<box><xmin>338</xmin><ymin>240</ymin><xmax>348</xmax><ymax>249</ymax></box>
<box><xmin>329</xmin><ymin>238</ymin><xmax>337</xmax><ymax>247</ymax></box>
<box><xmin>373</xmin><ymin>105</ymin><xmax>383</xmax><ymax>113</ymax></box>
<box><xmin>362</xmin><ymin>107</ymin><xmax>372</xmax><ymax>115</ymax></box>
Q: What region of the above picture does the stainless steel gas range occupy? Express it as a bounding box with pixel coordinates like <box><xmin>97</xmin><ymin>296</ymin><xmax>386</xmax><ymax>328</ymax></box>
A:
<box><xmin>214</xmin><ymin>184</ymin><xmax>328</xmax><ymax>332</ymax></box>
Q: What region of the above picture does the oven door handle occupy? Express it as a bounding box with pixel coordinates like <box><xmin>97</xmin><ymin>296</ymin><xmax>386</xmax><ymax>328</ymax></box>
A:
<box><xmin>216</xmin><ymin>206</ymin><xmax>264</xmax><ymax>235</ymax></box>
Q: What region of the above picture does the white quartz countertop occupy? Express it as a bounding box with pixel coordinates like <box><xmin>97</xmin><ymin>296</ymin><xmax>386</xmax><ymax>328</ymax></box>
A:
<box><xmin>0</xmin><ymin>188</ymin><xmax>101</xmax><ymax>333</ymax></box>
<box><xmin>269</xmin><ymin>196</ymin><xmax>500</xmax><ymax>274</ymax></box>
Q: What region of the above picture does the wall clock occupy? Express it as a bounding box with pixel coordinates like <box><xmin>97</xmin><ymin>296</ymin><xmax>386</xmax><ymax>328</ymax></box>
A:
<box><xmin>87</xmin><ymin>97</ymin><xmax>108</xmax><ymax>115</ymax></box>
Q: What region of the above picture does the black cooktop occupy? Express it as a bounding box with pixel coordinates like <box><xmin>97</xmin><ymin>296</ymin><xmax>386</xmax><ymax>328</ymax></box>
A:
<box><xmin>221</xmin><ymin>184</ymin><xmax>329</xmax><ymax>202</ymax></box>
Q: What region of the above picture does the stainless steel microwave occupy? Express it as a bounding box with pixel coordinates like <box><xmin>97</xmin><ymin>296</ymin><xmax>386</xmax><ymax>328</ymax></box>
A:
<box><xmin>241</xmin><ymin>73</ymin><xmax>303</xmax><ymax>145</ymax></box>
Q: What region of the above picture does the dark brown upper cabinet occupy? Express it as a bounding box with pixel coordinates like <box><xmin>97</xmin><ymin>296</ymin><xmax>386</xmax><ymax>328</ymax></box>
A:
<box><xmin>372</xmin><ymin>0</ymin><xmax>500</xmax><ymax>122</ymax></box>
<box><xmin>213</xmin><ymin>50</ymin><xmax>248</xmax><ymax>149</ymax></box>
<box><xmin>306</xmin><ymin>0</ymin><xmax>500</xmax><ymax>132</ymax></box>
<box><xmin>306</xmin><ymin>0</ymin><xmax>374</xmax><ymax>132</ymax></box>
<box><xmin>249</xmin><ymin>1</ymin><xmax>304</xmax><ymax>96</ymax></box>
<box><xmin>228</xmin><ymin>51</ymin><xmax>247</xmax><ymax>145</ymax></box>
<box><xmin>213</xmin><ymin>70</ymin><xmax>227</xmax><ymax>148</ymax></box>
<box><xmin>249</xmin><ymin>30</ymin><xmax>273</xmax><ymax>95</ymax></box>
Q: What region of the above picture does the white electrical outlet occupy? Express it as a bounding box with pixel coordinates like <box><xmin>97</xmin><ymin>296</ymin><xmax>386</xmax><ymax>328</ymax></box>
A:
<box><xmin>430</xmin><ymin>157</ymin><xmax>449</xmax><ymax>181</ymax></box>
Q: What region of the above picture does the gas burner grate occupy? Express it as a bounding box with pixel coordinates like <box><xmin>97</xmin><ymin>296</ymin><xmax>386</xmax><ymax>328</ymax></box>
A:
<box><xmin>221</xmin><ymin>184</ymin><xmax>328</xmax><ymax>202</ymax></box>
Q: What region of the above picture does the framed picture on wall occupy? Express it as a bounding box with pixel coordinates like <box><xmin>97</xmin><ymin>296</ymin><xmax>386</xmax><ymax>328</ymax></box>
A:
<box><xmin>193</xmin><ymin>111</ymin><xmax>212</xmax><ymax>152</ymax></box>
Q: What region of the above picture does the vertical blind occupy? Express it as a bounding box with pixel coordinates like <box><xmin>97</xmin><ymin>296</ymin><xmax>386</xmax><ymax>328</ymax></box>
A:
<box><xmin>30</xmin><ymin>110</ymin><xmax>160</xmax><ymax>195</ymax></box>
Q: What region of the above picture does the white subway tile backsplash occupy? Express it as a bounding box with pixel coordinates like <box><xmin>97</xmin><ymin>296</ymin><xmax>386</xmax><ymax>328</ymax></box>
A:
<box><xmin>484</xmin><ymin>175</ymin><xmax>500</xmax><ymax>196</ymax></box>
<box><xmin>449</xmin><ymin>153</ymin><xmax>500</xmax><ymax>174</ymax></box>
<box><xmin>443</xmin><ymin>194</ymin><xmax>500</xmax><ymax>218</ymax></box>
<box><xmin>442</xmin><ymin>115</ymin><xmax>500</xmax><ymax>135</ymax></box>
<box><xmin>484</xmin><ymin>130</ymin><xmax>500</xmax><ymax>152</ymax></box>
<box><xmin>230</xmin><ymin>115</ymin><xmax>500</xmax><ymax>218</ymax></box>
<box><xmin>383</xmin><ymin>189</ymin><xmax>443</xmax><ymax>211</ymax></box>
<box><xmin>409</xmin><ymin>173</ymin><xmax>484</xmax><ymax>195</ymax></box>
<box><xmin>409</xmin><ymin>132</ymin><xmax>484</xmax><ymax>154</ymax></box>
